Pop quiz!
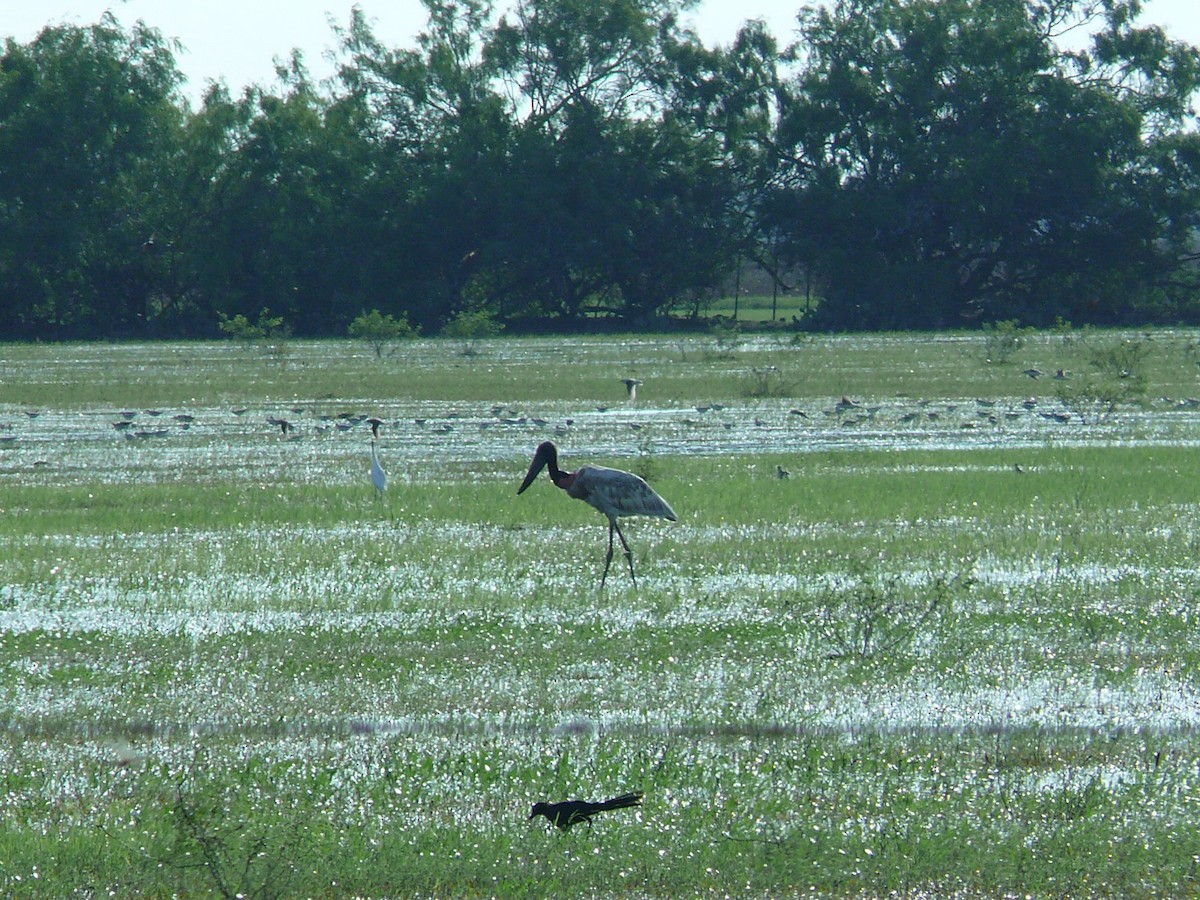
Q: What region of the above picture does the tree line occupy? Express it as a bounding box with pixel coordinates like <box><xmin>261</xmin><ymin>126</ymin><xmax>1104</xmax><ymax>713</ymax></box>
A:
<box><xmin>2</xmin><ymin>0</ymin><xmax>1199</xmax><ymax>340</ymax></box>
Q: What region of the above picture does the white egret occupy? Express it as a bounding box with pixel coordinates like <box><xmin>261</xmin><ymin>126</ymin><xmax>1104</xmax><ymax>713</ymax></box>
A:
<box><xmin>370</xmin><ymin>440</ymin><xmax>387</xmax><ymax>494</ymax></box>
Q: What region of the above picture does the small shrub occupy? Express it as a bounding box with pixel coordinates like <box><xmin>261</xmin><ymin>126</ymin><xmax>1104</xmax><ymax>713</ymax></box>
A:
<box><xmin>741</xmin><ymin>366</ymin><xmax>794</xmax><ymax>398</ymax></box>
<box><xmin>348</xmin><ymin>309</ymin><xmax>418</xmax><ymax>358</ymax></box>
<box><xmin>1052</xmin><ymin>316</ymin><xmax>1078</xmax><ymax>348</ymax></box>
<box><xmin>1178</xmin><ymin>336</ymin><xmax>1200</xmax><ymax>371</ymax></box>
<box><xmin>1055</xmin><ymin>335</ymin><xmax>1150</xmax><ymax>423</ymax></box>
<box><xmin>980</xmin><ymin>319</ymin><xmax>1032</xmax><ymax>364</ymax></box>
<box><xmin>704</xmin><ymin>319</ymin><xmax>743</xmax><ymax>360</ymax></box>
<box><xmin>158</xmin><ymin>763</ymin><xmax>308</xmax><ymax>899</ymax></box>
<box><xmin>218</xmin><ymin>308</ymin><xmax>292</xmax><ymax>362</ymax></box>
<box><xmin>441</xmin><ymin>309</ymin><xmax>503</xmax><ymax>356</ymax></box>
<box><xmin>817</xmin><ymin>568</ymin><xmax>970</xmax><ymax>660</ymax></box>
<box><xmin>217</xmin><ymin>308</ymin><xmax>290</xmax><ymax>345</ymax></box>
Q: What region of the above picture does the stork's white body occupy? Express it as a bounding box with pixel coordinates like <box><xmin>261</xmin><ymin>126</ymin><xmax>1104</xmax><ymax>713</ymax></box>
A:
<box><xmin>370</xmin><ymin>441</ymin><xmax>387</xmax><ymax>493</ymax></box>
<box><xmin>564</xmin><ymin>464</ymin><xmax>676</xmax><ymax>525</ymax></box>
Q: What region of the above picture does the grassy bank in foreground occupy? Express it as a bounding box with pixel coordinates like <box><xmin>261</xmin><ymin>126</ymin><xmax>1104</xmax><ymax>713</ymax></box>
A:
<box><xmin>2</xmin><ymin>331</ymin><xmax>1200</xmax><ymax>896</ymax></box>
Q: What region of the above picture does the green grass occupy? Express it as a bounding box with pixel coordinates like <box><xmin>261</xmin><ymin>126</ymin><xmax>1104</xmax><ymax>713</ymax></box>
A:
<box><xmin>2</xmin><ymin>325</ymin><xmax>1193</xmax><ymax>408</ymax></box>
<box><xmin>703</xmin><ymin>292</ymin><xmax>815</xmax><ymax>322</ymax></box>
<box><xmin>3</xmin><ymin>329</ymin><xmax>1200</xmax><ymax>896</ymax></box>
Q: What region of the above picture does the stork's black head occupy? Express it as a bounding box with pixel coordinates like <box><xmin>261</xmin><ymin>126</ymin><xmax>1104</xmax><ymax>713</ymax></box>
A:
<box><xmin>517</xmin><ymin>441</ymin><xmax>560</xmax><ymax>494</ymax></box>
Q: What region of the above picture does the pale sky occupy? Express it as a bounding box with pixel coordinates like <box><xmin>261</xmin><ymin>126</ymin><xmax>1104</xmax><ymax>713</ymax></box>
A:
<box><xmin>4</xmin><ymin>0</ymin><xmax>1200</xmax><ymax>105</ymax></box>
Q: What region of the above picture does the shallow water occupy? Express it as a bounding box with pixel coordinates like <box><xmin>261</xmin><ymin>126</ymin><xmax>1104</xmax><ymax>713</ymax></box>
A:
<box><xmin>6</xmin><ymin>390</ymin><xmax>1200</xmax><ymax>491</ymax></box>
<box><xmin>2</xmin><ymin>334</ymin><xmax>1200</xmax><ymax>475</ymax></box>
<box><xmin>4</xmin><ymin>337</ymin><xmax>1200</xmax><ymax>741</ymax></box>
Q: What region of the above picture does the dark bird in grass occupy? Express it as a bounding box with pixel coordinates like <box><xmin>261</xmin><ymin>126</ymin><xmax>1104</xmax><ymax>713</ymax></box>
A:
<box><xmin>517</xmin><ymin>441</ymin><xmax>676</xmax><ymax>588</ymax></box>
<box><xmin>621</xmin><ymin>378</ymin><xmax>642</xmax><ymax>401</ymax></box>
<box><xmin>367</xmin><ymin>417</ymin><xmax>384</xmax><ymax>439</ymax></box>
<box><xmin>1040</xmin><ymin>411</ymin><xmax>1071</xmax><ymax>424</ymax></box>
<box><xmin>834</xmin><ymin>396</ymin><xmax>862</xmax><ymax>414</ymax></box>
<box><xmin>267</xmin><ymin>416</ymin><xmax>294</xmax><ymax>435</ymax></box>
<box><xmin>529</xmin><ymin>792</ymin><xmax>644</xmax><ymax>832</ymax></box>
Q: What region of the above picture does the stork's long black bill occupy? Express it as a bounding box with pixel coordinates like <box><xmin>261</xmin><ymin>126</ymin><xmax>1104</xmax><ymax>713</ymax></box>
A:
<box><xmin>517</xmin><ymin>442</ymin><xmax>558</xmax><ymax>494</ymax></box>
<box><xmin>518</xmin><ymin>456</ymin><xmax>545</xmax><ymax>494</ymax></box>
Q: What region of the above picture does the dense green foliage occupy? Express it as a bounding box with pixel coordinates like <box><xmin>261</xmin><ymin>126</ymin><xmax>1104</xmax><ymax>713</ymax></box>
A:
<box><xmin>2</xmin><ymin>0</ymin><xmax>1200</xmax><ymax>339</ymax></box>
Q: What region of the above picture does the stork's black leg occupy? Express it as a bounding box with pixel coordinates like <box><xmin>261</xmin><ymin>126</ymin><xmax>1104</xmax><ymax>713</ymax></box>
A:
<box><xmin>614</xmin><ymin>521</ymin><xmax>637</xmax><ymax>587</ymax></box>
<box><xmin>600</xmin><ymin>521</ymin><xmax>616</xmax><ymax>588</ymax></box>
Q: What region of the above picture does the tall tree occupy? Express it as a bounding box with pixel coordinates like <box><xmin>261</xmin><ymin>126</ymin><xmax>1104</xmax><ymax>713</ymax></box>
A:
<box><xmin>770</xmin><ymin>0</ymin><xmax>1200</xmax><ymax>330</ymax></box>
<box><xmin>181</xmin><ymin>59</ymin><xmax>384</xmax><ymax>336</ymax></box>
<box><xmin>0</xmin><ymin>15</ymin><xmax>185</xmax><ymax>338</ymax></box>
<box><xmin>486</xmin><ymin>0</ymin><xmax>743</xmax><ymax>321</ymax></box>
<box><xmin>333</xmin><ymin>0</ymin><xmax>514</xmax><ymax>328</ymax></box>
<box><xmin>662</xmin><ymin>19</ymin><xmax>787</xmax><ymax>307</ymax></box>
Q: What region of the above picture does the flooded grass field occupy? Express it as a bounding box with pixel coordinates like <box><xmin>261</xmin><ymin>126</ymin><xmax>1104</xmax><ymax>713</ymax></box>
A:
<box><xmin>3</xmin><ymin>330</ymin><xmax>1200</xmax><ymax>896</ymax></box>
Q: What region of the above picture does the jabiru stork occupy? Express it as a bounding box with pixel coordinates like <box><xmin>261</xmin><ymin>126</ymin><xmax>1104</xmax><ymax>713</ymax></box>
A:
<box><xmin>517</xmin><ymin>441</ymin><xmax>676</xmax><ymax>587</ymax></box>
